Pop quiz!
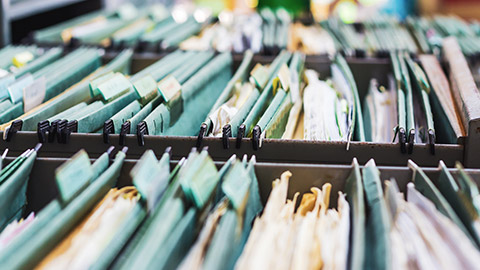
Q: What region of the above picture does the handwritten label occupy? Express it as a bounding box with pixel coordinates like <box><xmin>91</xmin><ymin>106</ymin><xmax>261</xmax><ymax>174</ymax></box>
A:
<box><xmin>23</xmin><ymin>76</ymin><xmax>46</xmax><ymax>112</ymax></box>
<box><xmin>97</xmin><ymin>73</ymin><xmax>132</xmax><ymax>101</ymax></box>
<box><xmin>157</xmin><ymin>75</ymin><xmax>181</xmax><ymax>102</ymax></box>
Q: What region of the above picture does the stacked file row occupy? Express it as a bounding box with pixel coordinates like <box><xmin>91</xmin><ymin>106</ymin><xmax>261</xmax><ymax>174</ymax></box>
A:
<box><xmin>32</xmin><ymin>3</ymin><xmax>205</xmax><ymax>52</ymax></box>
<box><xmin>0</xmin><ymin>145</ymin><xmax>480</xmax><ymax>269</ymax></box>
<box><xmin>31</xmin><ymin>3</ymin><xmax>294</xmax><ymax>55</ymax></box>
<box><xmin>28</xmin><ymin>3</ymin><xmax>480</xmax><ymax>61</ymax></box>
<box><xmin>1</xmin><ymin>36</ymin><xmax>480</xmax><ymax>167</ymax></box>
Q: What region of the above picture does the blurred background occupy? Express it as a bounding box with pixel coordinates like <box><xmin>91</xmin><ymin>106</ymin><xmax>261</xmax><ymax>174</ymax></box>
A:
<box><xmin>1</xmin><ymin>0</ymin><xmax>478</xmax><ymax>46</ymax></box>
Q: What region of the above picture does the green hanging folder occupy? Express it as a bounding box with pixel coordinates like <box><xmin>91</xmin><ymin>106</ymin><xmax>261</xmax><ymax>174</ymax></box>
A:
<box><xmin>114</xmin><ymin>50</ymin><xmax>189</xmax><ymax>137</ymax></box>
<box><xmin>253</xmin><ymin>52</ymin><xmax>305</xmax><ymax>147</ymax></box>
<box><xmin>33</xmin><ymin>10</ymin><xmax>111</xmax><ymax>43</ymax></box>
<box><xmin>398</xmin><ymin>52</ymin><xmax>415</xmax><ymax>153</ymax></box>
<box><xmin>201</xmin><ymin>50</ymin><xmax>254</xmax><ymax>137</ymax></box>
<box><xmin>92</xmin><ymin>150</ymin><xmax>184</xmax><ymax>270</ymax></box>
<box><xmin>0</xmin><ymin>103</ymin><xmax>23</xmax><ymax>126</ymax></box>
<box><xmin>161</xmin><ymin>20</ymin><xmax>203</xmax><ymax>50</ymax></box>
<box><xmin>456</xmin><ymin>162</ymin><xmax>480</xmax><ymax>214</ymax></box>
<box><xmin>140</xmin><ymin>17</ymin><xmax>193</xmax><ymax>48</ymax></box>
<box><xmin>118</xmin><ymin>149</ymin><xmax>223</xmax><ymax>268</ymax></box>
<box><xmin>0</xmin><ymin>148</ymin><xmax>112</xmax><ymax>263</ymax></box>
<box><xmin>405</xmin><ymin>54</ymin><xmax>436</xmax><ymax>153</ymax></box>
<box><xmin>275</xmin><ymin>9</ymin><xmax>290</xmax><ymax>50</ymax></box>
<box><xmin>0</xmin><ymin>148</ymin><xmax>127</xmax><ymax>269</ymax></box>
<box><xmin>436</xmin><ymin>161</ymin><xmax>480</xmax><ymax>248</ymax></box>
<box><xmin>120</xmin><ymin>51</ymin><xmax>206</xmax><ymax>139</ymax></box>
<box><xmin>14</xmin><ymin>48</ymin><xmax>63</xmax><ymax>78</ymax></box>
<box><xmin>47</xmin><ymin>102</ymin><xmax>88</xmax><ymax>122</ymax></box>
<box><xmin>333</xmin><ymin>54</ymin><xmax>365</xmax><ymax>142</ymax></box>
<box><xmin>112</xmin><ymin>155</ymin><xmax>188</xmax><ymax>269</ymax></box>
<box><xmin>112</xmin><ymin>18</ymin><xmax>155</xmax><ymax>47</ymax></box>
<box><xmin>149</xmin><ymin>208</ymin><xmax>197</xmax><ymax>269</ymax></box>
<box><xmin>88</xmin><ymin>148</ymin><xmax>171</xmax><ymax>270</ymax></box>
<box><xmin>0</xmin><ymin>146</ymin><xmax>38</xmax><ymax>230</ymax></box>
<box><xmin>213</xmin><ymin>155</ymin><xmax>236</xmax><ymax>204</ymax></box>
<box><xmin>263</xmin><ymin>92</ymin><xmax>293</xmax><ymax>139</ymax></box>
<box><xmin>140</xmin><ymin>53</ymin><xmax>232</xmax><ymax>137</ymax></box>
<box><xmin>201</xmin><ymin>157</ymin><xmax>262</xmax><ymax>270</ymax></box>
<box><xmin>0</xmin><ymin>48</ymin><xmax>102</xmax><ymax>125</ymax></box>
<box><xmin>345</xmin><ymin>158</ymin><xmax>365</xmax><ymax>270</ymax></box>
<box><xmin>238</xmin><ymin>51</ymin><xmax>291</xmax><ymax>139</ymax></box>
<box><xmin>15</xmin><ymin>49</ymin><xmax>133</xmax><ymax>132</ymax></box>
<box><xmin>75</xmin><ymin>91</ymin><xmax>138</xmax><ymax>133</ymax></box>
<box><xmin>408</xmin><ymin>160</ymin><xmax>470</xmax><ymax>237</ymax></box>
<box><xmin>390</xmin><ymin>52</ymin><xmax>407</xmax><ymax>152</ymax></box>
<box><xmin>261</xmin><ymin>9</ymin><xmax>276</xmax><ymax>52</ymax></box>
<box><xmin>362</xmin><ymin>159</ymin><xmax>391</xmax><ymax>270</ymax></box>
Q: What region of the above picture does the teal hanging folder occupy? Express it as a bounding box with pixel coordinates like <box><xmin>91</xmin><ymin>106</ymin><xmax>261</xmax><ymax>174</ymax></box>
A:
<box><xmin>0</xmin><ymin>149</ymin><xmax>126</xmax><ymax>269</ymax></box>
<box><xmin>345</xmin><ymin>158</ymin><xmax>365</xmax><ymax>270</ymax></box>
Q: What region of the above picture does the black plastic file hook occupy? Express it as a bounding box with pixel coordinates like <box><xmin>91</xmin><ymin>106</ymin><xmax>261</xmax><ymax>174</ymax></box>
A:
<box><xmin>196</xmin><ymin>123</ymin><xmax>208</xmax><ymax>149</ymax></box>
<box><xmin>236</xmin><ymin>124</ymin><xmax>246</xmax><ymax>149</ymax></box>
<box><xmin>37</xmin><ymin>120</ymin><xmax>50</xmax><ymax>143</ymax></box>
<box><xmin>394</xmin><ymin>127</ymin><xmax>407</xmax><ymax>154</ymax></box>
<box><xmin>428</xmin><ymin>129</ymin><xmax>435</xmax><ymax>155</ymax></box>
<box><xmin>137</xmin><ymin>121</ymin><xmax>149</xmax><ymax>146</ymax></box>
<box><xmin>5</xmin><ymin>120</ymin><xmax>23</xmax><ymax>142</ymax></box>
<box><xmin>48</xmin><ymin>120</ymin><xmax>60</xmax><ymax>143</ymax></box>
<box><xmin>119</xmin><ymin>121</ymin><xmax>131</xmax><ymax>146</ymax></box>
<box><xmin>407</xmin><ymin>130</ymin><xmax>415</xmax><ymax>154</ymax></box>
<box><xmin>55</xmin><ymin>120</ymin><xmax>68</xmax><ymax>143</ymax></box>
<box><xmin>61</xmin><ymin>120</ymin><xmax>78</xmax><ymax>144</ymax></box>
<box><xmin>252</xmin><ymin>125</ymin><xmax>262</xmax><ymax>150</ymax></box>
<box><xmin>222</xmin><ymin>124</ymin><xmax>232</xmax><ymax>149</ymax></box>
<box><xmin>103</xmin><ymin>119</ymin><xmax>115</xmax><ymax>144</ymax></box>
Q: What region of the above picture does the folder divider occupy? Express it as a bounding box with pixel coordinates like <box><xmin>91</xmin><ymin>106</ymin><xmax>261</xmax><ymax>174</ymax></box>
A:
<box><xmin>137</xmin><ymin>53</ymin><xmax>232</xmax><ymax>145</ymax></box>
<box><xmin>0</xmin><ymin>147</ymin><xmax>128</xmax><ymax>269</ymax></box>
<box><xmin>236</xmin><ymin>51</ymin><xmax>291</xmax><ymax>148</ymax></box>
<box><xmin>398</xmin><ymin>52</ymin><xmax>416</xmax><ymax>154</ymax></box>
<box><xmin>0</xmin><ymin>49</ymin><xmax>134</xmax><ymax>144</ymax></box>
<box><xmin>252</xmin><ymin>52</ymin><xmax>304</xmax><ymax>149</ymax></box>
<box><xmin>4</xmin><ymin>147</ymin><xmax>480</xmax><ymax>268</ymax></box>
<box><xmin>390</xmin><ymin>52</ymin><xmax>407</xmax><ymax>153</ymax></box>
<box><xmin>196</xmin><ymin>50</ymin><xmax>254</xmax><ymax>148</ymax></box>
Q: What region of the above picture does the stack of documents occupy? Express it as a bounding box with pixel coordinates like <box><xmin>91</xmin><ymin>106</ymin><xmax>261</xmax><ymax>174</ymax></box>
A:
<box><xmin>0</xmin><ymin>144</ymin><xmax>479</xmax><ymax>268</ymax></box>
<box><xmin>0</xmin><ymin>146</ymin><xmax>128</xmax><ymax>269</ymax></box>
<box><xmin>180</xmin><ymin>11</ymin><xmax>263</xmax><ymax>53</ymax></box>
<box><xmin>288</xmin><ymin>22</ymin><xmax>336</xmax><ymax>56</ymax></box>
<box><xmin>0</xmin><ymin>48</ymin><xmax>131</xmax><ymax>138</ymax></box>
<box><xmin>33</xmin><ymin>3</ymin><xmax>208</xmax><ymax>51</ymax></box>
<box><xmin>236</xmin><ymin>171</ymin><xmax>350</xmax><ymax>269</ymax></box>
<box><xmin>0</xmin><ymin>146</ymin><xmax>263</xmax><ymax>269</ymax></box>
<box><xmin>407</xmin><ymin>15</ymin><xmax>480</xmax><ymax>58</ymax></box>
<box><xmin>236</xmin><ymin>159</ymin><xmax>480</xmax><ymax>270</ymax></box>
<box><xmin>361</xmin><ymin>50</ymin><xmax>464</xmax><ymax>152</ymax></box>
<box><xmin>322</xmin><ymin>14</ymin><xmax>419</xmax><ymax>57</ymax></box>
<box><xmin>0</xmin><ymin>49</ymin><xmax>234</xmax><ymax>144</ymax></box>
<box><xmin>0</xmin><ymin>47</ymin><xmax>102</xmax><ymax>130</ymax></box>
